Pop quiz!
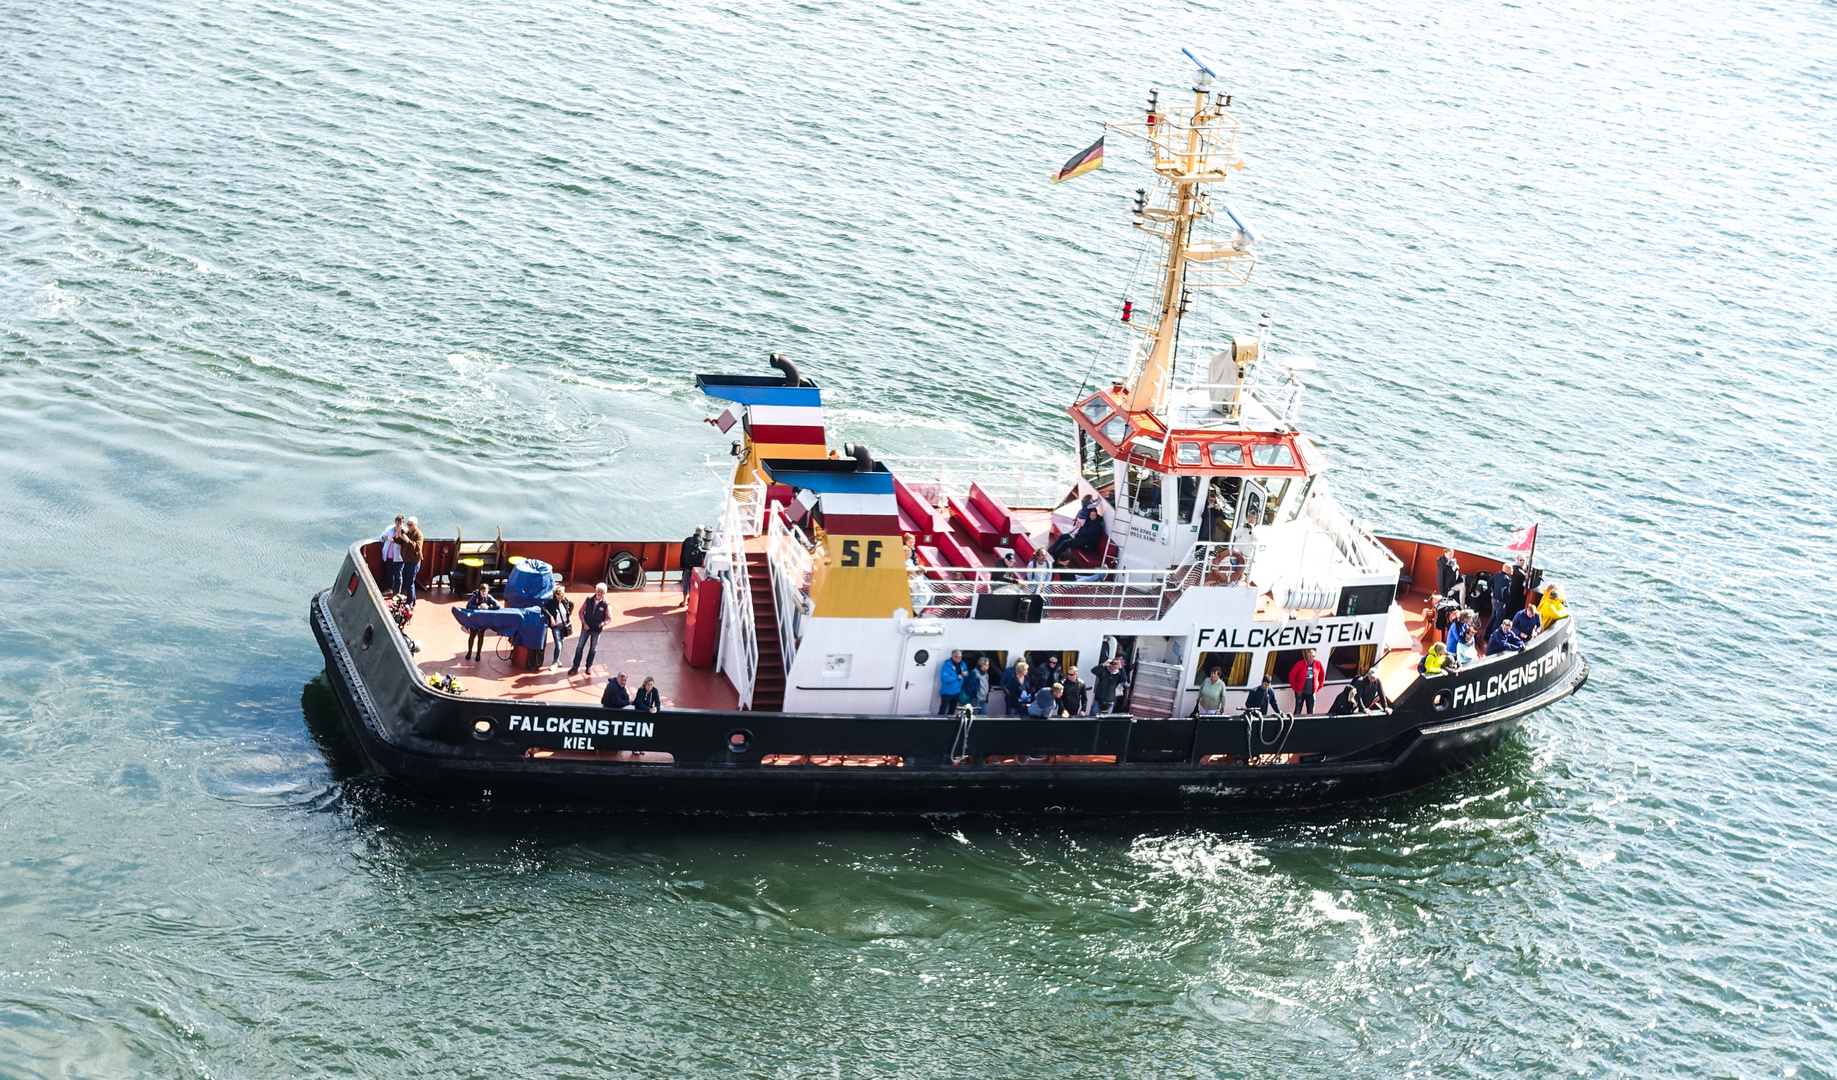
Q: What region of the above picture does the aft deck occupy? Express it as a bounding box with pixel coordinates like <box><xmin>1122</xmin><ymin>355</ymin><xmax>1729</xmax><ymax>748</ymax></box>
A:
<box><xmin>407</xmin><ymin>580</ymin><xmax>738</xmax><ymax>712</ymax></box>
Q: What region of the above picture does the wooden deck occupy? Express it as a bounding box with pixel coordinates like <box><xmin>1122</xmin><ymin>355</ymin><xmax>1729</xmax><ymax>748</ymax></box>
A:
<box><xmin>407</xmin><ymin>580</ymin><xmax>739</xmax><ymax>711</ymax></box>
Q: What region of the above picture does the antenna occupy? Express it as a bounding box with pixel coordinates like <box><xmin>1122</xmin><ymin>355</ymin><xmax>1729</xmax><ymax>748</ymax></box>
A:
<box><xmin>1181</xmin><ymin>47</ymin><xmax>1218</xmax><ymax>90</ymax></box>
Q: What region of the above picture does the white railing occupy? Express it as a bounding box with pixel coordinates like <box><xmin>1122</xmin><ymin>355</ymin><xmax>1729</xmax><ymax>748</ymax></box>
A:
<box><xmin>713</xmin><ymin>492</ymin><xmax>759</xmax><ymax>710</ymax></box>
<box><xmin>1164</xmin><ymin>375</ymin><xmax>1305</xmax><ymax>429</ymax></box>
<box><xmin>878</xmin><ymin>455</ymin><xmax>1078</xmax><ymax>510</ymax></box>
<box><xmin>907</xmin><ymin>541</ymin><xmax>1257</xmax><ymax>621</ymax></box>
<box><xmin>764</xmin><ymin>513</ymin><xmax>816</xmax><ymax>674</ymax></box>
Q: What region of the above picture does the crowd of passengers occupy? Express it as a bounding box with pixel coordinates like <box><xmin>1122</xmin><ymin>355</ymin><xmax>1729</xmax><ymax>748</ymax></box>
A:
<box><xmin>931</xmin><ymin>646</ymin><xmax>1390</xmax><ymax>720</ymax></box>
<box><xmin>1418</xmin><ymin>549</ymin><xmax>1569</xmax><ymax>677</ymax></box>
<box><xmin>934</xmin><ymin>649</ymin><xmax>1131</xmax><ymax>717</ymax></box>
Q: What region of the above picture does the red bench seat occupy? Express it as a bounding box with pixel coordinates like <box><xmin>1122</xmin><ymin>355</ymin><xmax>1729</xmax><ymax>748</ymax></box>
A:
<box><xmin>893</xmin><ymin>474</ymin><xmax>949</xmax><ymax>544</ymax></box>
<box><xmin>947</xmin><ymin>496</ymin><xmax>1008</xmax><ymax>551</ymax></box>
<box><xmin>933</xmin><ymin>531</ymin><xmax>981</xmax><ymax>576</ymax></box>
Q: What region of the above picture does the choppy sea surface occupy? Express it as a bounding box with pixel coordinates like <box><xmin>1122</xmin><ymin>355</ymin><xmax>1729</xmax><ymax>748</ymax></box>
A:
<box><xmin>3</xmin><ymin>0</ymin><xmax>1835</xmax><ymax>1075</ymax></box>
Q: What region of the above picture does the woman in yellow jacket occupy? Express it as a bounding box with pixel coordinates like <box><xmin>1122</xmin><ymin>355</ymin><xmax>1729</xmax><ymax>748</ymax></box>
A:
<box><xmin>1537</xmin><ymin>585</ymin><xmax>1569</xmax><ymax>627</ymax></box>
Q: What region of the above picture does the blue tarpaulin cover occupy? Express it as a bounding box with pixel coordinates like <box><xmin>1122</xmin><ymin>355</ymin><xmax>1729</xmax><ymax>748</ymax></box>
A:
<box><xmin>504</xmin><ymin>559</ymin><xmax>556</xmax><ymax>608</ymax></box>
<box><xmin>451</xmin><ymin>606</ymin><xmax>548</xmax><ymax>649</ymax></box>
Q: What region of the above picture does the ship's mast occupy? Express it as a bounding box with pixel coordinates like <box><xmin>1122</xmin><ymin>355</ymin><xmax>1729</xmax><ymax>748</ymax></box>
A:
<box><xmin>1112</xmin><ymin>58</ymin><xmax>1256</xmax><ymax>415</ymax></box>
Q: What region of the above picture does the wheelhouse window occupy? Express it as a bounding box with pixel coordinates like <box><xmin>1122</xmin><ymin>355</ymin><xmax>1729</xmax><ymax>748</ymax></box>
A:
<box><xmin>1256</xmin><ymin>477</ymin><xmax>1292</xmax><ymax>525</ymax></box>
<box><xmin>1081</xmin><ymin>399</ymin><xmax>1112</xmax><ymax>424</ymax></box>
<box><xmin>1251</xmin><ymin>443</ymin><xmax>1296</xmax><ymax>468</ymax></box>
<box><xmin>1210</xmin><ymin>443</ymin><xmax>1245</xmax><ymax>466</ymax></box>
<box><xmin>1177</xmin><ymin>475</ymin><xmax>1202</xmax><ymax>523</ymax></box>
<box><xmin>1079</xmin><ymin>430</ymin><xmax>1115</xmax><ymax>495</ymax></box>
<box><xmin>1199</xmin><ymin>476</ymin><xmax>1240</xmax><ymax>540</ymax></box>
<box><xmin>1175</xmin><ymin>442</ymin><xmax>1202</xmax><ymax>465</ymax></box>
<box><xmin>1103</xmin><ymin>415</ymin><xmax>1129</xmax><ymax>444</ymax></box>
<box><xmin>1284</xmin><ymin>475</ymin><xmax>1315</xmax><ymax>522</ymax></box>
<box><xmin>1122</xmin><ymin>464</ymin><xmax>1162</xmax><ymax>521</ymax></box>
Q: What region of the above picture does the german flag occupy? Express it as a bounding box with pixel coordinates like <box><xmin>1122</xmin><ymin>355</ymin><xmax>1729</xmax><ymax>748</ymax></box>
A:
<box><xmin>1051</xmin><ymin>136</ymin><xmax>1104</xmax><ymax>184</ymax></box>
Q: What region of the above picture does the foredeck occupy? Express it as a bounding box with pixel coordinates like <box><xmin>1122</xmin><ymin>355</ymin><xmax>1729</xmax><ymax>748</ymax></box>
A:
<box><xmin>409</xmin><ymin>581</ymin><xmax>738</xmax><ymax>711</ymax></box>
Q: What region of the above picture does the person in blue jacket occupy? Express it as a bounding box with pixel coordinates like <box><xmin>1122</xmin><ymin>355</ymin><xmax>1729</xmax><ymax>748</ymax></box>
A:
<box><xmin>1488</xmin><ymin>623</ymin><xmax>1525</xmax><ymax>654</ymax></box>
<box><xmin>1510</xmin><ymin>596</ymin><xmax>1543</xmax><ymax>642</ymax></box>
<box><xmin>937</xmin><ymin>649</ymin><xmax>968</xmax><ymax>715</ymax></box>
<box><xmin>1244</xmin><ymin>674</ymin><xmax>1282</xmax><ymax>715</ymax></box>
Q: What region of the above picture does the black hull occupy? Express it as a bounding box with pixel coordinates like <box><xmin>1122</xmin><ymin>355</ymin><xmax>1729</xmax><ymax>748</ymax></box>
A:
<box><xmin>309</xmin><ymin>548</ymin><xmax>1587</xmax><ymax>814</ymax></box>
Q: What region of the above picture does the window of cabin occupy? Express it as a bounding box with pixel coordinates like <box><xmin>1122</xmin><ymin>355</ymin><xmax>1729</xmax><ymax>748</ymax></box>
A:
<box><xmin>1081</xmin><ymin>399</ymin><xmax>1112</xmax><ymax>424</ymax></box>
<box><xmin>1251</xmin><ymin>443</ymin><xmax>1296</xmax><ymax>468</ymax></box>
<box><xmin>1103</xmin><ymin>415</ymin><xmax>1129</xmax><ymax>444</ymax></box>
<box><xmin>1122</xmin><ymin>464</ymin><xmax>1162</xmax><ymax>521</ymax></box>
<box><xmin>1256</xmin><ymin>477</ymin><xmax>1292</xmax><ymax>525</ymax></box>
<box><xmin>1265</xmin><ymin>647</ymin><xmax>1312</xmax><ymax>687</ymax></box>
<box><xmin>1177</xmin><ymin>475</ymin><xmax>1202</xmax><ymax>523</ymax></box>
<box><xmin>1194</xmin><ymin>651</ymin><xmax>1254</xmax><ymax>687</ymax></box>
<box><xmin>1079</xmin><ymin>430</ymin><xmax>1116</xmax><ymax>495</ymax></box>
<box><xmin>1327</xmin><ymin>644</ymin><xmax>1377</xmax><ymax>680</ymax></box>
<box><xmin>1175</xmin><ymin>442</ymin><xmax>1202</xmax><ymax>466</ymax></box>
<box><xmin>1199</xmin><ymin>476</ymin><xmax>1240</xmax><ymax>541</ymax></box>
<box><xmin>1283</xmin><ymin>475</ymin><xmax>1315</xmax><ymax>523</ymax></box>
<box><xmin>963</xmin><ymin>649</ymin><xmax>1008</xmax><ymax>678</ymax></box>
<box><xmin>1210</xmin><ymin>443</ymin><xmax>1245</xmax><ymax>466</ymax></box>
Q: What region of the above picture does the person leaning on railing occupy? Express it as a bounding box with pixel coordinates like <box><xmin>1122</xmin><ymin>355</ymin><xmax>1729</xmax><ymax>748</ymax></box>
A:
<box><xmin>1243</xmin><ymin>673</ymin><xmax>1281</xmax><ymax>715</ymax></box>
<box><xmin>1537</xmin><ymin>585</ymin><xmax>1568</xmax><ymax>626</ymax></box>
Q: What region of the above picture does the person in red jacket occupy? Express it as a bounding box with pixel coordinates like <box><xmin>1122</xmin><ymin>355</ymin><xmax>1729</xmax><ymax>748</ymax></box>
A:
<box><xmin>1288</xmin><ymin>649</ymin><xmax>1326</xmax><ymax>715</ymax></box>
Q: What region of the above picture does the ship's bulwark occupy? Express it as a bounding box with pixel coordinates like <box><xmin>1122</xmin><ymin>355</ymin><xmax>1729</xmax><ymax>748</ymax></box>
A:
<box><xmin>312</xmin><ymin>545</ymin><xmax>1586</xmax><ymax>814</ymax></box>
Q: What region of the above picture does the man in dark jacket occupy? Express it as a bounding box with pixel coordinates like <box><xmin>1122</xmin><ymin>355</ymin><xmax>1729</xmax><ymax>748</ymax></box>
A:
<box><xmin>679</xmin><ymin>527</ymin><xmax>709</xmax><ymax>604</ymax></box>
<box><xmin>1489</xmin><ymin>562</ymin><xmax>1514</xmax><ymax>636</ymax></box>
<box><xmin>1244</xmin><ymin>674</ymin><xmax>1282</xmax><ymax>715</ymax></box>
<box><xmin>602</xmin><ymin>672</ymin><xmax>632</xmax><ymax>709</ymax></box>
<box><xmin>1352</xmin><ymin>669</ymin><xmax>1388</xmax><ymax>712</ymax></box>
<box><xmin>1436</xmin><ymin>548</ymin><xmax>1463</xmax><ymax>603</ymax></box>
<box><xmin>1488</xmin><ymin>624</ymin><xmax>1525</xmax><ymax>654</ymax></box>
<box><xmin>1091</xmin><ymin>656</ymin><xmax>1129</xmax><ymax>715</ymax></box>
<box><xmin>569</xmin><ymin>582</ymin><xmax>611</xmax><ymax>676</ymax></box>
<box><xmin>1507</xmin><ymin>557</ymin><xmax>1529</xmax><ymax>613</ymax></box>
<box><xmin>1060</xmin><ymin>666</ymin><xmax>1090</xmax><ymax>717</ymax></box>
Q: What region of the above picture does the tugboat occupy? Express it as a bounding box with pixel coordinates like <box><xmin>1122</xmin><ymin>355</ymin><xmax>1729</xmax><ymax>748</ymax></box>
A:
<box><xmin>309</xmin><ymin>57</ymin><xmax>1586</xmax><ymax>813</ymax></box>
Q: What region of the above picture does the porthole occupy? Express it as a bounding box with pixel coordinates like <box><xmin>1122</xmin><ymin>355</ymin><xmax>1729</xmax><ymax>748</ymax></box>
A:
<box><xmin>346</xmin><ymin>573</ymin><xmax>360</xmax><ymax>596</ymax></box>
<box><xmin>361</xmin><ymin>625</ymin><xmax>374</xmax><ymax>650</ymax></box>
<box><xmin>727</xmin><ymin>729</ymin><xmax>753</xmax><ymax>754</ymax></box>
<box><xmin>472</xmin><ymin>718</ymin><xmax>495</xmax><ymax>741</ymax></box>
<box><xmin>913</xmin><ymin>649</ymin><xmax>930</xmax><ymax>666</ymax></box>
<box><xmin>1432</xmin><ymin>689</ymin><xmax>1452</xmax><ymax>713</ymax></box>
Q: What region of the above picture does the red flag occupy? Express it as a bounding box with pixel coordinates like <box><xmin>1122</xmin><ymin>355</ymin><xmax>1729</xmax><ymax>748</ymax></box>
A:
<box><xmin>1506</xmin><ymin>524</ymin><xmax>1537</xmax><ymax>553</ymax></box>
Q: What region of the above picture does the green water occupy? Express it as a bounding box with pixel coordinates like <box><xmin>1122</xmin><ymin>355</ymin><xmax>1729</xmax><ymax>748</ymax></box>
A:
<box><xmin>3</xmin><ymin>0</ymin><xmax>1835</xmax><ymax>1074</ymax></box>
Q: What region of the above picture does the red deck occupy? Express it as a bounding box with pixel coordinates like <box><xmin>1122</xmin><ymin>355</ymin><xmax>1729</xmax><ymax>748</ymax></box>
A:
<box><xmin>408</xmin><ymin>580</ymin><xmax>738</xmax><ymax>711</ymax></box>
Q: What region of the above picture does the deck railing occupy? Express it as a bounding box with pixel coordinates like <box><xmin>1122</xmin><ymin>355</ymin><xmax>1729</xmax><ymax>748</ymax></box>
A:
<box><xmin>907</xmin><ymin>541</ymin><xmax>1259</xmax><ymax>621</ymax></box>
<box><xmin>713</xmin><ymin>493</ymin><xmax>759</xmax><ymax>709</ymax></box>
<box><xmin>878</xmin><ymin>455</ymin><xmax>1078</xmax><ymax>510</ymax></box>
<box><xmin>764</xmin><ymin>513</ymin><xmax>816</xmax><ymax>675</ymax></box>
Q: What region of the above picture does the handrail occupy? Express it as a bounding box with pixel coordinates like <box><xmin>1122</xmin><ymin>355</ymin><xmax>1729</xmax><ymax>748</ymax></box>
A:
<box><xmin>763</xmin><ymin>514</ymin><xmax>815</xmax><ymax>675</ymax></box>
<box><xmin>713</xmin><ymin>486</ymin><xmax>761</xmax><ymax>709</ymax></box>
<box><xmin>907</xmin><ymin>541</ymin><xmax>1258</xmax><ymax>621</ymax></box>
<box><xmin>878</xmin><ymin>455</ymin><xmax>1078</xmax><ymax>509</ymax></box>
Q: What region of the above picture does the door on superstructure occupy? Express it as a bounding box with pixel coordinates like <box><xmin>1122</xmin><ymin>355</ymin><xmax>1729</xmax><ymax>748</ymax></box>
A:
<box><xmin>896</xmin><ymin>643</ymin><xmax>943</xmax><ymax>715</ymax></box>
